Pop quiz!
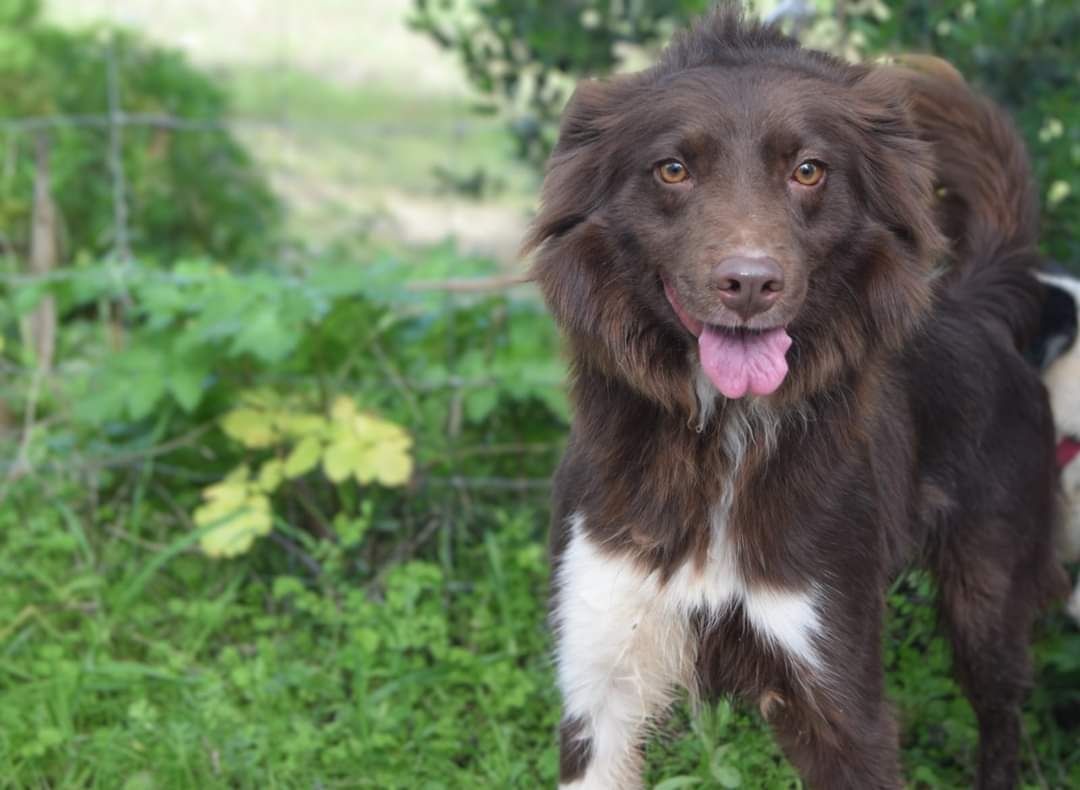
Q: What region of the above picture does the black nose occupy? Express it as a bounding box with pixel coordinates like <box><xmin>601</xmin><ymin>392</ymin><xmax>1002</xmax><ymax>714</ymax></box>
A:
<box><xmin>711</xmin><ymin>256</ymin><xmax>785</xmax><ymax>320</ymax></box>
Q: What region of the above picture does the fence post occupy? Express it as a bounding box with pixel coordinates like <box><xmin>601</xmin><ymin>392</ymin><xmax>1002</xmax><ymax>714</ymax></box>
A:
<box><xmin>106</xmin><ymin>36</ymin><xmax>132</xmax><ymax>266</ymax></box>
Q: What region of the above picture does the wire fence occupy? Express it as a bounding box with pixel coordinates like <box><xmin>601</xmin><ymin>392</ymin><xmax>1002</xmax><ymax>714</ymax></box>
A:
<box><xmin>0</xmin><ymin>112</ymin><xmax>489</xmax><ymax>135</ymax></box>
<box><xmin>0</xmin><ymin>31</ymin><xmax>558</xmax><ymax>506</ymax></box>
<box><xmin>0</xmin><ymin>74</ymin><xmax>511</xmax><ymax>253</ymax></box>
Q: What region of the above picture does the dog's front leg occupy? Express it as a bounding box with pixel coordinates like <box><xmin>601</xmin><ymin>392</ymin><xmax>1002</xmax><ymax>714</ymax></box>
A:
<box><xmin>552</xmin><ymin>517</ymin><xmax>694</xmax><ymax>789</ymax></box>
<box><xmin>762</xmin><ymin>592</ymin><xmax>903</xmax><ymax>790</ymax></box>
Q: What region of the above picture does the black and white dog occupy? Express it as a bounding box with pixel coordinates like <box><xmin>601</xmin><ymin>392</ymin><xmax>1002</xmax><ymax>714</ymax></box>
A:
<box><xmin>1034</xmin><ymin>268</ymin><xmax>1080</xmax><ymax>619</ymax></box>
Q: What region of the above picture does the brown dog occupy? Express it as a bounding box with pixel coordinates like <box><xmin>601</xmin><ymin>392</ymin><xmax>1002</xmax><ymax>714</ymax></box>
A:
<box><xmin>527</xmin><ymin>7</ymin><xmax>1067</xmax><ymax>789</ymax></box>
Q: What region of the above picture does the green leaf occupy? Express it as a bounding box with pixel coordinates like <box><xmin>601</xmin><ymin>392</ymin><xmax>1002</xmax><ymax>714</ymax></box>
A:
<box><xmin>168</xmin><ymin>350</ymin><xmax>210</xmax><ymax>412</ymax></box>
<box><xmin>465</xmin><ymin>388</ymin><xmax>498</xmax><ymax>423</ymax></box>
<box><xmin>11</xmin><ymin>281</ymin><xmax>46</xmax><ymax>316</ymax></box>
<box><xmin>333</xmin><ymin>512</ymin><xmax>370</xmax><ymax>547</ymax></box>
<box><xmin>229</xmin><ymin>307</ymin><xmax>297</xmax><ymax>363</ymax></box>
<box><xmin>126</xmin><ymin>371</ymin><xmax>167</xmax><ymax>421</ymax></box>
<box><xmin>711</xmin><ymin>760</ymin><xmax>742</xmax><ymax>789</ymax></box>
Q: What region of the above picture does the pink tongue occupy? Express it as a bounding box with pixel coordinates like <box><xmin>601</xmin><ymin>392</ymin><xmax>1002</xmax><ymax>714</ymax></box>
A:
<box><xmin>699</xmin><ymin>326</ymin><xmax>792</xmax><ymax>399</ymax></box>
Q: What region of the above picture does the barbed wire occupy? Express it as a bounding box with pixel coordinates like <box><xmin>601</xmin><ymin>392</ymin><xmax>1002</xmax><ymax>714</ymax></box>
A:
<box><xmin>0</xmin><ymin>111</ymin><xmax>490</xmax><ymax>136</ymax></box>
<box><xmin>0</xmin><ymin>265</ymin><xmax>532</xmax><ymax>293</ymax></box>
<box><xmin>0</xmin><ymin>362</ymin><xmax>563</xmax><ymax>394</ymax></box>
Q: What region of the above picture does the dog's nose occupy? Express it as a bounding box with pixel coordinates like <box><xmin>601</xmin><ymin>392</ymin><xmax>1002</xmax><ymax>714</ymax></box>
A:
<box><xmin>712</xmin><ymin>256</ymin><xmax>785</xmax><ymax>320</ymax></box>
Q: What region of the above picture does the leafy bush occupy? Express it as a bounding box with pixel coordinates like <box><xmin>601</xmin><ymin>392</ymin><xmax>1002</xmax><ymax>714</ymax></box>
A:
<box><xmin>414</xmin><ymin>0</ymin><xmax>1080</xmax><ymax>265</ymax></box>
<box><xmin>411</xmin><ymin>0</ymin><xmax>711</xmax><ymax>165</ymax></box>
<box><xmin>0</xmin><ymin>246</ymin><xmax>567</xmax><ymax>550</ymax></box>
<box><xmin>0</xmin><ymin>0</ymin><xmax>280</xmax><ymax>264</ymax></box>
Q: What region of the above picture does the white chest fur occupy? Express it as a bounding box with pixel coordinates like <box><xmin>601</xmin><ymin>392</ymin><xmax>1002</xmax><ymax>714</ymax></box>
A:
<box><xmin>554</xmin><ymin>509</ymin><xmax>824</xmax><ymax>790</ymax></box>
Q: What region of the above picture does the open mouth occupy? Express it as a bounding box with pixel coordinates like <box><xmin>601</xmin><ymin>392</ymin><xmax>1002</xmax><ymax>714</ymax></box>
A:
<box><xmin>663</xmin><ymin>276</ymin><xmax>793</xmax><ymax>400</ymax></box>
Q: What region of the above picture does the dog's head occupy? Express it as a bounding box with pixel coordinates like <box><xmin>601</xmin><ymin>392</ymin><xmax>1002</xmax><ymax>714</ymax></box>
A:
<box><xmin>526</xmin><ymin>8</ymin><xmax>944</xmax><ymax>413</ymax></box>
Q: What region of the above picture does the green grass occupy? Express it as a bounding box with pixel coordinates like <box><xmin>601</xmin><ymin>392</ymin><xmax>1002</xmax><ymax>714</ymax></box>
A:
<box><xmin>0</xmin><ymin>484</ymin><xmax>560</xmax><ymax>788</ymax></box>
<box><xmin>4</xmin><ymin>471</ymin><xmax>1080</xmax><ymax>787</ymax></box>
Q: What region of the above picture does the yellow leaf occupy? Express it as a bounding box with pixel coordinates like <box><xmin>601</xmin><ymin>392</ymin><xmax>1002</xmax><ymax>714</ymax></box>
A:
<box><xmin>375</xmin><ymin>451</ymin><xmax>416</xmax><ymax>488</ymax></box>
<box><xmin>1048</xmin><ymin>180</ymin><xmax>1072</xmax><ymax>208</ymax></box>
<box><xmin>193</xmin><ymin>495</ymin><xmax>237</xmax><ymax>528</ymax></box>
<box><xmin>238</xmin><ymin>388</ymin><xmax>283</xmax><ymax>409</ymax></box>
<box><xmin>323</xmin><ymin>438</ymin><xmax>359</xmax><ymax>483</ymax></box>
<box><xmin>223</xmin><ymin>465</ymin><xmax>251</xmax><ymax>484</ymax></box>
<box><xmin>193</xmin><ymin>466</ymin><xmax>273</xmax><ymax>558</ymax></box>
<box><xmin>221</xmin><ymin>409</ymin><xmax>277</xmax><ymax>448</ymax></box>
<box><xmin>284</xmin><ymin>435</ymin><xmax>322</xmax><ymax>478</ymax></box>
<box><xmin>200</xmin><ymin>476</ymin><xmax>249</xmax><ymax>509</ymax></box>
<box><xmin>330</xmin><ymin>396</ymin><xmax>358</xmax><ymax>424</ymax></box>
<box><xmin>356</xmin><ymin>414</ymin><xmax>412</xmax><ymax>448</ymax></box>
<box><xmin>351</xmin><ymin>452</ymin><xmax>378</xmax><ymax>485</ymax></box>
<box><xmin>276</xmin><ymin>413</ymin><xmax>328</xmax><ymax>439</ymax></box>
<box><xmin>257</xmin><ymin>458</ymin><xmax>285</xmax><ymax>493</ymax></box>
<box><xmin>317</xmin><ymin>398</ymin><xmax>414</xmax><ymax>488</ymax></box>
<box><xmin>197</xmin><ymin>496</ymin><xmax>272</xmax><ymax>558</ymax></box>
<box><xmin>346</xmin><ymin>433</ymin><xmax>412</xmax><ymax>487</ymax></box>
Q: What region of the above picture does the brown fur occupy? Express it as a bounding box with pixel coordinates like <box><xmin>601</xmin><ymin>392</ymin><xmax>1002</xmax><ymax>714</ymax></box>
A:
<box><xmin>533</xmin><ymin>7</ymin><xmax>1068</xmax><ymax>789</ymax></box>
<box><xmin>558</xmin><ymin>717</ymin><xmax>592</xmax><ymax>783</ymax></box>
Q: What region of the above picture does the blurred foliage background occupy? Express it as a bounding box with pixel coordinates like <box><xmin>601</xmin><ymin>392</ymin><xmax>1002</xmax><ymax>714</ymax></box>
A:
<box><xmin>413</xmin><ymin>0</ymin><xmax>1080</xmax><ymax>262</ymax></box>
<box><xmin>0</xmin><ymin>0</ymin><xmax>1077</xmax><ymax>787</ymax></box>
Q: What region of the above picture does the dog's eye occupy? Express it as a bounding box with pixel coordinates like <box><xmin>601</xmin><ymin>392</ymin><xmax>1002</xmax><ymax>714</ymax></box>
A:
<box><xmin>792</xmin><ymin>160</ymin><xmax>825</xmax><ymax>187</ymax></box>
<box><xmin>656</xmin><ymin>160</ymin><xmax>690</xmax><ymax>184</ymax></box>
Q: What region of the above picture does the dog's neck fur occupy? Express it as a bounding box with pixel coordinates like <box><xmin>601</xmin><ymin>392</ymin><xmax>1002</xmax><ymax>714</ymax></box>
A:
<box><xmin>564</xmin><ymin>360</ymin><xmax>854</xmax><ymax>581</ymax></box>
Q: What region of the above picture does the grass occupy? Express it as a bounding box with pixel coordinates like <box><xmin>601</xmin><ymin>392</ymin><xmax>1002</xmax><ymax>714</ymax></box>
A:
<box><xmin>0</xmin><ymin>482</ymin><xmax>560</xmax><ymax>788</ymax></box>
<box><xmin>3</xmin><ymin>468</ymin><xmax>1080</xmax><ymax>787</ymax></box>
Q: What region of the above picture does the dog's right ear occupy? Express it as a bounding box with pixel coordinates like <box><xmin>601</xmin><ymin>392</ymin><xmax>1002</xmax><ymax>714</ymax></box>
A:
<box><xmin>522</xmin><ymin>77</ymin><xmax>633</xmax><ymax>255</ymax></box>
<box><xmin>523</xmin><ymin>76</ymin><xmax>695</xmax><ymax>411</ymax></box>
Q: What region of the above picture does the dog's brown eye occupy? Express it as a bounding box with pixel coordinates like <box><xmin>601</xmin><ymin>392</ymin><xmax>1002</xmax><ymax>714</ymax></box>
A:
<box><xmin>656</xmin><ymin>160</ymin><xmax>689</xmax><ymax>184</ymax></box>
<box><xmin>792</xmin><ymin>160</ymin><xmax>825</xmax><ymax>187</ymax></box>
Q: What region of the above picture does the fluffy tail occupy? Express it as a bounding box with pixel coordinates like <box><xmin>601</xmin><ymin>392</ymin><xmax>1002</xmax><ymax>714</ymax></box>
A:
<box><xmin>896</xmin><ymin>56</ymin><xmax>1043</xmax><ymax>345</ymax></box>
